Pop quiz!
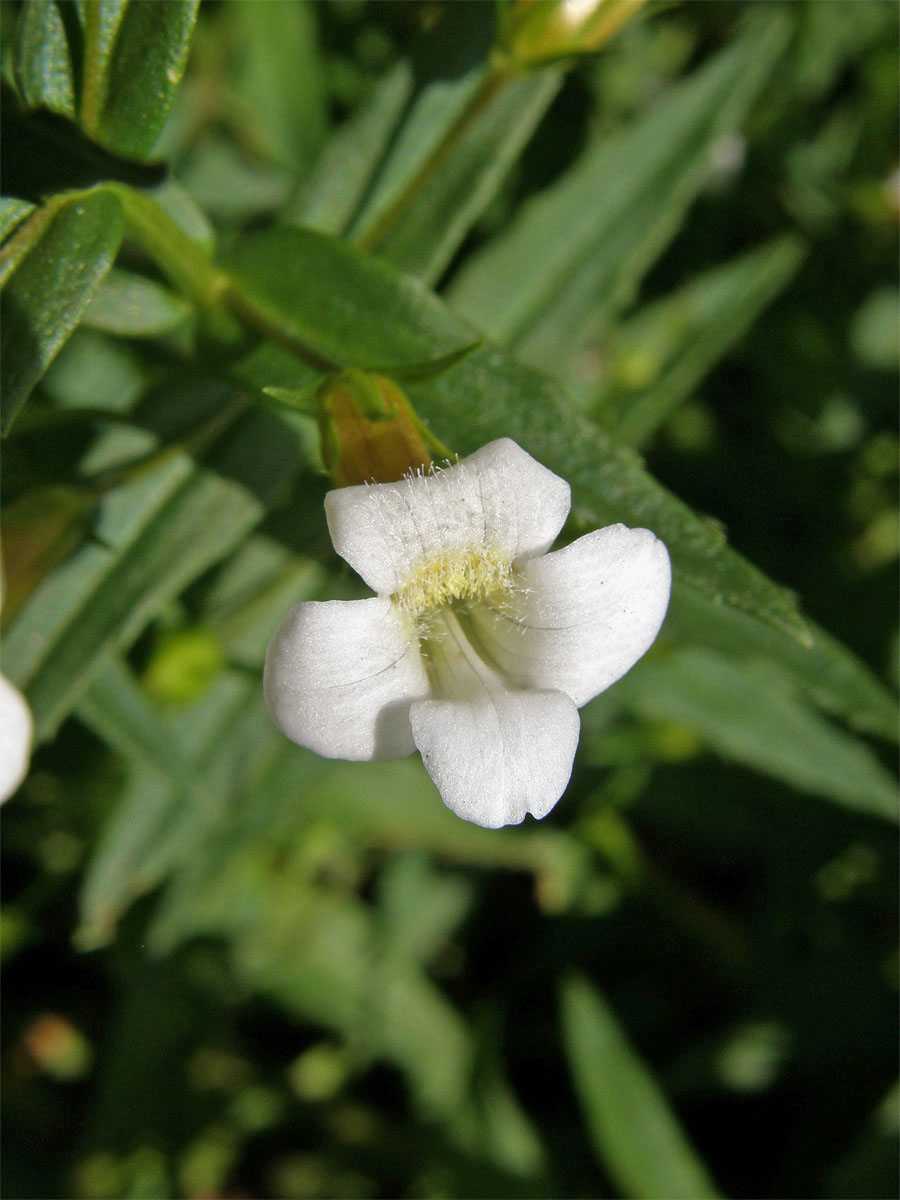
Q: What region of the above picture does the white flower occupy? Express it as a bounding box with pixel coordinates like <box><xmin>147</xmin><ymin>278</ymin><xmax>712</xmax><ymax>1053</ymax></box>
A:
<box><xmin>0</xmin><ymin>672</ymin><xmax>32</xmax><ymax>803</ymax></box>
<box><xmin>264</xmin><ymin>438</ymin><xmax>671</xmax><ymax>828</ymax></box>
<box><xmin>0</xmin><ymin>567</ymin><xmax>32</xmax><ymax>802</ymax></box>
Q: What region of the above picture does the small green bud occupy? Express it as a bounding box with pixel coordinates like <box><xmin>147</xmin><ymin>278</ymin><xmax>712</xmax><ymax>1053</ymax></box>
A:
<box><xmin>498</xmin><ymin>0</ymin><xmax>647</xmax><ymax>69</ymax></box>
<box><xmin>316</xmin><ymin>368</ymin><xmax>437</xmax><ymax>486</ymax></box>
<box><xmin>142</xmin><ymin>628</ymin><xmax>224</xmax><ymax>704</ymax></box>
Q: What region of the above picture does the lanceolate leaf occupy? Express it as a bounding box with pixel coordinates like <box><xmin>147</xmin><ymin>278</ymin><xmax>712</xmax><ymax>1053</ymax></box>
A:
<box><xmin>226</xmin><ymin>0</ymin><xmax>326</xmax><ymax>171</ymax></box>
<box><xmin>1</xmin><ymin>189</ymin><xmax>123</xmax><ymax>432</ymax></box>
<box><xmin>286</xmin><ymin>62</ymin><xmax>415</xmax><ymax>236</ymax></box>
<box><xmin>447</xmin><ymin>13</ymin><xmax>790</xmax><ymax>371</ymax></box>
<box><xmin>82</xmin><ymin>266</ymin><xmax>192</xmax><ymax>336</ymax></box>
<box><xmin>560</xmin><ymin>974</ymin><xmax>722</xmax><ymax>1199</ymax></box>
<box><xmin>347</xmin><ymin>64</ymin><xmax>486</xmax><ymax>242</ymax></box>
<box><xmin>76</xmin><ymin>657</ymin><xmax>264</xmax><ymax>949</ymax></box>
<box><xmin>3</xmin><ymin>398</ymin><xmax>301</xmax><ymax>739</ymax></box>
<box><xmin>0</xmin><ymin>197</ymin><xmax>35</xmax><ymax>243</ymax></box>
<box><xmin>82</xmin><ymin>0</ymin><xmax>200</xmax><ymax>159</ymax></box>
<box><xmin>620</xmin><ymin>647</ymin><xmax>898</xmax><ymax>821</ymax></box>
<box><xmin>78</xmin><ymin>655</ymin><xmax>197</xmax><ymax>786</ymax></box>
<box><xmin>80</xmin><ymin>0</ymin><xmax>129</xmax><ymax>135</ymax></box>
<box><xmin>338</xmin><ymin>0</ymin><xmax>561</xmax><ymax>286</ymax></box>
<box><xmin>604</xmin><ymin>236</ymin><xmax>806</xmax><ymax>446</ymax></box>
<box><xmin>666</xmin><ymin>585</ymin><xmax>899</xmax><ymax>744</ymax></box>
<box><xmin>77</xmin><ymin>762</ymin><xmax>183</xmax><ymax>951</ymax></box>
<box><xmin>14</xmin><ymin>0</ymin><xmax>77</xmax><ymax>117</ymax></box>
<box><xmin>354</xmin><ymin>66</ymin><xmax>562</xmax><ymax>285</ymax></box>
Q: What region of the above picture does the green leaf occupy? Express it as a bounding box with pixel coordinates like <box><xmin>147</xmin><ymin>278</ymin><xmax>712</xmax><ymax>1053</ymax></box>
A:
<box><xmin>82</xmin><ymin>266</ymin><xmax>192</xmax><ymax>335</ymax></box>
<box><xmin>77</xmin><ymin>763</ymin><xmax>183</xmax><ymax>951</ymax></box>
<box><xmin>78</xmin><ymin>659</ymin><xmax>582</xmax><ymax>947</ymax></box>
<box><xmin>149</xmin><ymin>181</ymin><xmax>216</xmax><ymax>255</ymax></box>
<box><xmin>286</xmin><ymin>62</ymin><xmax>414</xmax><ymax>235</ymax></box>
<box><xmin>204</xmin><ymin>536</ymin><xmax>327</xmax><ymax>669</ymax></box>
<box><xmin>0</xmin><ymin>198</ymin><xmax>53</xmax><ymax>282</ymax></box>
<box><xmin>1</xmin><ymin>190</ymin><xmax>123</xmax><ymax>433</ymax></box>
<box><xmin>76</xmin><ymin>659</ymin><xmax>273</xmax><ymax>948</ymax></box>
<box><xmin>175</xmin><ymin>136</ymin><xmax>292</xmax><ymax>223</ymax></box>
<box><xmin>666</xmin><ymin>586</ymin><xmax>899</xmax><ymax>744</ymax></box>
<box><xmin>377</xmin><ymin>853</ymin><xmax>473</xmax><ymax>968</ymax></box>
<box><xmin>261</xmin><ymin>382</ymin><xmax>321</xmax><ymax>415</ymax></box>
<box><xmin>0</xmin><ymin>197</ymin><xmax>36</xmax><ymax>243</ymax></box>
<box><xmin>227</xmin><ymin>226</ymin><xmax>464</xmax><ymax>369</ymax></box>
<box><xmin>452</xmin><ymin>1052</ymin><xmax>548</xmax><ymax>1180</ymax></box>
<box><xmin>83</xmin><ymin>0</ymin><xmax>200</xmax><ymax>159</ymax></box>
<box><xmin>447</xmin><ymin>13</ymin><xmax>790</xmax><ymax>371</ymax></box>
<box><xmin>14</xmin><ymin>0</ymin><xmax>77</xmax><ymax>117</ymax></box>
<box><xmin>42</xmin><ymin>326</ymin><xmax>148</xmax><ymax>414</ymax></box>
<box><xmin>560</xmin><ymin>974</ymin><xmax>722</xmax><ymax>1200</ymax></box>
<box><xmin>851</xmin><ymin>286</ymin><xmax>900</xmax><ymax>371</ymax></box>
<box><xmin>4</xmin><ymin>398</ymin><xmax>301</xmax><ymax>739</ymax></box>
<box><xmin>76</xmin><ymin>665</ymin><xmax>497</xmax><ymax>1132</ymax></box>
<box><xmin>371</xmin><ymin>338</ymin><xmax>484</xmax><ymax>382</ymax></box>
<box><xmin>352</xmin><ymin>65</ymin><xmax>562</xmax><ymax>284</ymax></box>
<box><xmin>79</xmin><ymin>656</ymin><xmax>202</xmax><ymax>784</ymax></box>
<box><xmin>619</xmin><ymin>647</ymin><xmax>898</xmax><ymax>821</ymax></box>
<box><xmin>605</xmin><ymin>236</ymin><xmax>806</xmax><ymax>446</ymax></box>
<box><xmin>79</xmin><ymin>0</ymin><xmax>130</xmax><ymax>133</ymax></box>
<box><xmin>153</xmin><ymin>853</ymin><xmax>477</xmax><ymax>1123</ymax></box>
<box><xmin>295</xmin><ymin>759</ymin><xmax>573</xmax><ymax>878</ymax></box>
<box><xmin>226</xmin><ymin>0</ymin><xmax>326</xmax><ymax>171</ymax></box>
<box><xmin>227</xmin><ymin>224</ymin><xmax>897</xmax><ymax>738</ymax></box>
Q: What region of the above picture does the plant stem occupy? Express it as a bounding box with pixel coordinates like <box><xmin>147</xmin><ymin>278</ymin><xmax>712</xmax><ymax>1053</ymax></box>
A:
<box><xmin>102</xmin><ymin>185</ymin><xmax>339</xmax><ymax>373</ymax></box>
<box><xmin>105</xmin><ymin>184</ymin><xmax>229</xmax><ymax>311</ymax></box>
<box><xmin>220</xmin><ymin>282</ymin><xmax>337</xmax><ymax>373</ymax></box>
<box><xmin>79</xmin><ymin>0</ymin><xmax>108</xmax><ymax>136</ymax></box>
<box><xmin>0</xmin><ymin>196</ymin><xmax>65</xmax><ymax>285</ymax></box>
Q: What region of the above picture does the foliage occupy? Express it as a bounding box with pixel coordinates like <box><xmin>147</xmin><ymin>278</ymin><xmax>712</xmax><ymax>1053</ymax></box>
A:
<box><xmin>2</xmin><ymin>2</ymin><xmax>897</xmax><ymax>1198</ymax></box>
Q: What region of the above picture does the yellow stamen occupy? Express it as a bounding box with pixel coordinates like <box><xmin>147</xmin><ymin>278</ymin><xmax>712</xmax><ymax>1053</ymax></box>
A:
<box><xmin>395</xmin><ymin>546</ymin><xmax>512</xmax><ymax>621</ymax></box>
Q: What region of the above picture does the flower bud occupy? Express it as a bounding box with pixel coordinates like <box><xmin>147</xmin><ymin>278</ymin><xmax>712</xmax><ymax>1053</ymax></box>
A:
<box><xmin>316</xmin><ymin>368</ymin><xmax>434</xmax><ymax>487</ymax></box>
<box><xmin>498</xmin><ymin>0</ymin><xmax>647</xmax><ymax>69</ymax></box>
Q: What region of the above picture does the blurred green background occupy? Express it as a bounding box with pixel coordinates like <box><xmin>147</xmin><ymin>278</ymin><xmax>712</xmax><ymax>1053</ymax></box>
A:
<box><xmin>1</xmin><ymin>1</ymin><xmax>897</xmax><ymax>1197</ymax></box>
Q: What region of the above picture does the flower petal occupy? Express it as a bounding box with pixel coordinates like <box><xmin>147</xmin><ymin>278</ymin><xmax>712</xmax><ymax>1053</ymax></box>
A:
<box><xmin>324</xmin><ymin>438</ymin><xmax>571</xmax><ymax>594</ymax></box>
<box><xmin>410</xmin><ymin>687</ymin><xmax>580</xmax><ymax>828</ymax></box>
<box><xmin>0</xmin><ymin>672</ymin><xmax>32</xmax><ymax>803</ymax></box>
<box><xmin>264</xmin><ymin>597</ymin><xmax>429</xmax><ymax>761</ymax></box>
<box><xmin>472</xmin><ymin>525</ymin><xmax>671</xmax><ymax>707</ymax></box>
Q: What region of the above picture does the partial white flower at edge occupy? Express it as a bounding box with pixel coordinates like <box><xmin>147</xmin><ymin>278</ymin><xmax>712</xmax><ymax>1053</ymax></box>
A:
<box><xmin>0</xmin><ymin>671</ymin><xmax>32</xmax><ymax>802</ymax></box>
<box><xmin>264</xmin><ymin>438</ymin><xmax>671</xmax><ymax>829</ymax></box>
<box><xmin>0</xmin><ymin>567</ymin><xmax>33</xmax><ymax>802</ymax></box>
